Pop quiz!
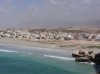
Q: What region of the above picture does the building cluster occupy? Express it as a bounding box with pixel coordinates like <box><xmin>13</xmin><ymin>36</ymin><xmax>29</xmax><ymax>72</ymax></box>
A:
<box><xmin>0</xmin><ymin>29</ymin><xmax>100</xmax><ymax>41</ymax></box>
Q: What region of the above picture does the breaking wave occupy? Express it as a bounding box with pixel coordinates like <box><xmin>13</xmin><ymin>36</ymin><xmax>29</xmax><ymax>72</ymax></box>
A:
<box><xmin>0</xmin><ymin>49</ymin><xmax>16</xmax><ymax>53</ymax></box>
<box><xmin>43</xmin><ymin>55</ymin><xmax>95</xmax><ymax>65</ymax></box>
<box><xmin>44</xmin><ymin>55</ymin><xmax>75</xmax><ymax>61</ymax></box>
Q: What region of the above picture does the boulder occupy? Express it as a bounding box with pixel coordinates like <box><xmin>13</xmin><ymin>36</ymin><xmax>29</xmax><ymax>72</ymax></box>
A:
<box><xmin>72</xmin><ymin>50</ymin><xmax>83</xmax><ymax>58</ymax></box>
<box><xmin>72</xmin><ymin>50</ymin><xmax>95</xmax><ymax>63</ymax></box>
<box><xmin>72</xmin><ymin>50</ymin><xmax>89</xmax><ymax>58</ymax></box>
<box><xmin>75</xmin><ymin>57</ymin><xmax>89</xmax><ymax>62</ymax></box>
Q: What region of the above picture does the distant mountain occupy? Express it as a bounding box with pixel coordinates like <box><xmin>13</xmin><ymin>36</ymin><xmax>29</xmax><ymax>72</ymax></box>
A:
<box><xmin>16</xmin><ymin>20</ymin><xmax>100</xmax><ymax>29</ymax></box>
<box><xmin>82</xmin><ymin>20</ymin><xmax>100</xmax><ymax>27</ymax></box>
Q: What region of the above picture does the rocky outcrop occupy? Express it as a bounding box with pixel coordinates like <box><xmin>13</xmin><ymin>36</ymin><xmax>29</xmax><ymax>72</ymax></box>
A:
<box><xmin>72</xmin><ymin>50</ymin><xmax>90</xmax><ymax>57</ymax></box>
<box><xmin>75</xmin><ymin>57</ymin><xmax>89</xmax><ymax>62</ymax></box>
<box><xmin>72</xmin><ymin>50</ymin><xmax>95</xmax><ymax>62</ymax></box>
<box><xmin>94</xmin><ymin>53</ymin><xmax>100</xmax><ymax>65</ymax></box>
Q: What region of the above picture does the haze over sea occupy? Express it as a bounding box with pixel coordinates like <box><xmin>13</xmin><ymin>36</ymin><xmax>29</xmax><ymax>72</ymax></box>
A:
<box><xmin>0</xmin><ymin>44</ymin><xmax>96</xmax><ymax>74</ymax></box>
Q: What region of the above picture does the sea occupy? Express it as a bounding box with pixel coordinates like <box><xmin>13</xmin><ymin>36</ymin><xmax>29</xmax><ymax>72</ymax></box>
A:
<box><xmin>0</xmin><ymin>44</ymin><xmax>96</xmax><ymax>74</ymax></box>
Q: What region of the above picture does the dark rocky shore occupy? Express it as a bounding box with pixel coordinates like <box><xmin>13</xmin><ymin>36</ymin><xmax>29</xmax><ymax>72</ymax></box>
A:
<box><xmin>94</xmin><ymin>53</ymin><xmax>100</xmax><ymax>74</ymax></box>
<box><xmin>72</xmin><ymin>50</ymin><xmax>100</xmax><ymax>74</ymax></box>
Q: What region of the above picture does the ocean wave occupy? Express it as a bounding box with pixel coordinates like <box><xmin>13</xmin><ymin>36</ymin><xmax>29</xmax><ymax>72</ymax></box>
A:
<box><xmin>0</xmin><ymin>49</ymin><xmax>16</xmax><ymax>53</ymax></box>
<box><xmin>79</xmin><ymin>62</ymin><xmax>95</xmax><ymax>65</ymax></box>
<box><xmin>43</xmin><ymin>55</ymin><xmax>75</xmax><ymax>61</ymax></box>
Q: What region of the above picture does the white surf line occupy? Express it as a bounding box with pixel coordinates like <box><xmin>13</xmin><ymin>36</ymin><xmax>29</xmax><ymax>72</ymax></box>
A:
<box><xmin>0</xmin><ymin>49</ymin><xmax>16</xmax><ymax>53</ymax></box>
<box><xmin>78</xmin><ymin>62</ymin><xmax>95</xmax><ymax>65</ymax></box>
<box><xmin>44</xmin><ymin>55</ymin><xmax>75</xmax><ymax>61</ymax></box>
<box><xmin>43</xmin><ymin>55</ymin><xmax>95</xmax><ymax>65</ymax></box>
<box><xmin>0</xmin><ymin>43</ymin><xmax>61</xmax><ymax>54</ymax></box>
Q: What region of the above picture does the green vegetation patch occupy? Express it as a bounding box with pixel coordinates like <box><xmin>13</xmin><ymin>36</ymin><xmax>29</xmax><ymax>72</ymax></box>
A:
<box><xmin>87</xmin><ymin>45</ymin><xmax>100</xmax><ymax>49</ymax></box>
<box><xmin>59</xmin><ymin>45</ymin><xmax>76</xmax><ymax>47</ymax></box>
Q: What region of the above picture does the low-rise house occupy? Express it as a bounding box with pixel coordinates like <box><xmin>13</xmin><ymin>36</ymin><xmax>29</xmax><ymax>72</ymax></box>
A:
<box><xmin>67</xmin><ymin>34</ymin><xmax>74</xmax><ymax>40</ymax></box>
<box><xmin>0</xmin><ymin>29</ymin><xmax>100</xmax><ymax>41</ymax></box>
<box><xmin>95</xmin><ymin>34</ymin><xmax>100</xmax><ymax>41</ymax></box>
<box><xmin>0</xmin><ymin>32</ymin><xmax>5</xmax><ymax>38</ymax></box>
<box><xmin>4</xmin><ymin>33</ymin><xmax>11</xmax><ymax>38</ymax></box>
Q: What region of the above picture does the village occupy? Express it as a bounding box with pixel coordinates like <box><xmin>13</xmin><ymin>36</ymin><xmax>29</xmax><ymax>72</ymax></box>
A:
<box><xmin>0</xmin><ymin>28</ymin><xmax>100</xmax><ymax>41</ymax></box>
<box><xmin>0</xmin><ymin>28</ymin><xmax>100</xmax><ymax>73</ymax></box>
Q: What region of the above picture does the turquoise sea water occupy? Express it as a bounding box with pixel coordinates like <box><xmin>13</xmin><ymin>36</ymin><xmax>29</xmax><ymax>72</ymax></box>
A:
<box><xmin>0</xmin><ymin>52</ymin><xmax>96</xmax><ymax>74</ymax></box>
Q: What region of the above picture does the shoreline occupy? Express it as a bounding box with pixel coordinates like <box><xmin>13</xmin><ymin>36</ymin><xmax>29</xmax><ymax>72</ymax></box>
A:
<box><xmin>0</xmin><ymin>38</ymin><xmax>99</xmax><ymax>55</ymax></box>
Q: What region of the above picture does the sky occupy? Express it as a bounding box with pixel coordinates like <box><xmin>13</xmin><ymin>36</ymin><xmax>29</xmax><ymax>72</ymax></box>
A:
<box><xmin>0</xmin><ymin>0</ymin><xmax>100</xmax><ymax>28</ymax></box>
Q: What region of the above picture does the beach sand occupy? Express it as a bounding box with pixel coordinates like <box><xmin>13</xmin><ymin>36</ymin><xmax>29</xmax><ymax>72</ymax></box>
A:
<box><xmin>0</xmin><ymin>38</ymin><xmax>100</xmax><ymax>54</ymax></box>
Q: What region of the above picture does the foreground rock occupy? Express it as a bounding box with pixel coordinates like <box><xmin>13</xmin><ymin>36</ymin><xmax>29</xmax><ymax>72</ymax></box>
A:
<box><xmin>72</xmin><ymin>50</ymin><xmax>100</xmax><ymax>74</ymax></box>
<box><xmin>94</xmin><ymin>53</ymin><xmax>100</xmax><ymax>65</ymax></box>
<box><xmin>72</xmin><ymin>50</ymin><xmax>95</xmax><ymax>62</ymax></box>
<box><xmin>75</xmin><ymin>57</ymin><xmax>89</xmax><ymax>62</ymax></box>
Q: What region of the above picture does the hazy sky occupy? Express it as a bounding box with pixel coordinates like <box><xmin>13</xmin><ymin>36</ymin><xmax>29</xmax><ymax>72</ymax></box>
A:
<box><xmin>0</xmin><ymin>0</ymin><xmax>100</xmax><ymax>28</ymax></box>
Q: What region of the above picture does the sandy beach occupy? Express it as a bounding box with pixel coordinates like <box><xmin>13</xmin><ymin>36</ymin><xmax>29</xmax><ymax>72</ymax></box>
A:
<box><xmin>0</xmin><ymin>38</ymin><xmax>100</xmax><ymax>55</ymax></box>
